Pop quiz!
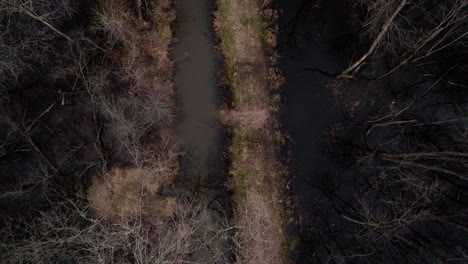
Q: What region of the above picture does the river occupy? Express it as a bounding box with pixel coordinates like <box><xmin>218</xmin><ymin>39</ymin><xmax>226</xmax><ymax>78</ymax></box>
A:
<box><xmin>172</xmin><ymin>0</ymin><xmax>224</xmax><ymax>192</ymax></box>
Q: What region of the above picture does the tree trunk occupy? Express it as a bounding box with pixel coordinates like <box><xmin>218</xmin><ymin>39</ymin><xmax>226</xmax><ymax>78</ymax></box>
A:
<box><xmin>340</xmin><ymin>0</ymin><xmax>407</xmax><ymax>78</ymax></box>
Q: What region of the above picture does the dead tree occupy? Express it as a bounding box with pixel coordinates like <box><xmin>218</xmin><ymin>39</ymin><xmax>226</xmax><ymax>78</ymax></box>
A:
<box><xmin>342</xmin><ymin>0</ymin><xmax>468</xmax><ymax>78</ymax></box>
<box><xmin>0</xmin><ymin>0</ymin><xmax>74</xmax><ymax>41</ymax></box>
<box><xmin>340</xmin><ymin>0</ymin><xmax>408</xmax><ymax>78</ymax></box>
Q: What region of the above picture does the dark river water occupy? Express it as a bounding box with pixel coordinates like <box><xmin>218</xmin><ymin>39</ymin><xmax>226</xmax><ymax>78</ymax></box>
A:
<box><xmin>278</xmin><ymin>0</ymin><xmax>349</xmax><ymax>204</ymax></box>
<box><xmin>172</xmin><ymin>0</ymin><xmax>224</xmax><ymax>191</ymax></box>
<box><xmin>276</xmin><ymin>0</ymin><xmax>466</xmax><ymax>263</ymax></box>
<box><xmin>277</xmin><ymin>0</ymin><xmax>359</xmax><ymax>262</ymax></box>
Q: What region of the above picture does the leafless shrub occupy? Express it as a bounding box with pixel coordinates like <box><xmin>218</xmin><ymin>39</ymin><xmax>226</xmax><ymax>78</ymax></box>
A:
<box><xmin>92</xmin><ymin>0</ymin><xmax>175</xmax><ymax>98</ymax></box>
<box><xmin>98</xmin><ymin>95</ymin><xmax>173</xmax><ymax>144</ymax></box>
<box><xmin>0</xmin><ymin>105</ymin><xmax>20</xmax><ymax>157</ymax></box>
<box><xmin>0</xmin><ymin>0</ymin><xmax>76</xmax><ymax>41</ymax></box>
<box><xmin>87</xmin><ymin>167</ymin><xmax>175</xmax><ymax>221</ymax></box>
<box><xmin>124</xmin><ymin>130</ymin><xmax>180</xmax><ymax>174</ymax></box>
<box><xmin>92</xmin><ymin>0</ymin><xmax>133</xmax><ymax>47</ymax></box>
<box><xmin>0</xmin><ymin>195</ymin><xmax>231</xmax><ymax>264</ymax></box>
<box><xmin>0</xmin><ymin>0</ymin><xmax>78</xmax><ymax>88</ymax></box>
<box><xmin>0</xmin><ymin>1</ymin><xmax>191</xmax><ymax>261</ymax></box>
<box><xmin>346</xmin><ymin>172</ymin><xmax>440</xmax><ymax>241</ymax></box>
<box><xmin>84</xmin><ymin>0</ymin><xmax>176</xmax><ymax>166</ymax></box>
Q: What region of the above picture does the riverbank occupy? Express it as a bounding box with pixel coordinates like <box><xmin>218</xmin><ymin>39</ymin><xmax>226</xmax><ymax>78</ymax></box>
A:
<box><xmin>87</xmin><ymin>0</ymin><xmax>179</xmax><ymax>221</ymax></box>
<box><xmin>214</xmin><ymin>0</ymin><xmax>289</xmax><ymax>263</ymax></box>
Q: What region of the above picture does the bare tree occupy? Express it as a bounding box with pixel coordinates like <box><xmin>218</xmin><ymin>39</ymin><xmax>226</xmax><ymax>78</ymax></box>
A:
<box><xmin>341</xmin><ymin>0</ymin><xmax>407</xmax><ymax>78</ymax></box>
<box><xmin>343</xmin><ymin>0</ymin><xmax>468</xmax><ymax>78</ymax></box>
<box><xmin>0</xmin><ymin>0</ymin><xmax>77</xmax><ymax>89</ymax></box>
<box><xmin>0</xmin><ymin>194</ymin><xmax>231</xmax><ymax>264</ymax></box>
<box><xmin>0</xmin><ymin>0</ymin><xmax>75</xmax><ymax>41</ymax></box>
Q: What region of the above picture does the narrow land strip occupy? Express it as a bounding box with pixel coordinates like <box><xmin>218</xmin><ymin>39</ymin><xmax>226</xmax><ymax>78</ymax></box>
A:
<box><xmin>214</xmin><ymin>0</ymin><xmax>288</xmax><ymax>263</ymax></box>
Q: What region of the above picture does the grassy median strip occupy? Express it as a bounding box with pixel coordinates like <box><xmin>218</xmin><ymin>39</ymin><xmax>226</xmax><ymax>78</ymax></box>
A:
<box><xmin>214</xmin><ymin>0</ymin><xmax>288</xmax><ymax>263</ymax></box>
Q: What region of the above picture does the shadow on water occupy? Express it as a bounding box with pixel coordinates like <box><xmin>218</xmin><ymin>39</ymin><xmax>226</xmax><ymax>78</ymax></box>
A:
<box><xmin>278</xmin><ymin>0</ymin><xmax>360</xmax><ymax>206</ymax></box>
<box><xmin>277</xmin><ymin>0</ymin><xmax>364</xmax><ymax>262</ymax></box>
<box><xmin>278</xmin><ymin>0</ymin><xmax>350</xmax><ymax>204</ymax></box>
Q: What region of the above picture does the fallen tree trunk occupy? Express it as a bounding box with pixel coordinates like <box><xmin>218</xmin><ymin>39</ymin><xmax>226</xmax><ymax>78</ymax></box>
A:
<box><xmin>340</xmin><ymin>0</ymin><xmax>407</xmax><ymax>78</ymax></box>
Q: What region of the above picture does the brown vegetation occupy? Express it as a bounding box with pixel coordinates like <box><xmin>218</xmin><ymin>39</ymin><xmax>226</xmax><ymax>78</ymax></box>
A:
<box><xmin>0</xmin><ymin>0</ymin><xmax>231</xmax><ymax>263</ymax></box>
<box><xmin>0</xmin><ymin>0</ymin><xmax>178</xmax><ymax>191</ymax></box>
<box><xmin>87</xmin><ymin>167</ymin><xmax>176</xmax><ymax>221</ymax></box>
<box><xmin>215</xmin><ymin>0</ymin><xmax>289</xmax><ymax>263</ymax></box>
<box><xmin>1</xmin><ymin>193</ymin><xmax>230</xmax><ymax>264</ymax></box>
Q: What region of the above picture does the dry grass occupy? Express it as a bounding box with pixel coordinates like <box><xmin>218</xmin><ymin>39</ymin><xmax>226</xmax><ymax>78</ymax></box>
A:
<box><xmin>1</xmin><ymin>195</ymin><xmax>230</xmax><ymax>264</ymax></box>
<box><xmin>215</xmin><ymin>0</ymin><xmax>288</xmax><ymax>263</ymax></box>
<box><xmin>220</xmin><ymin>108</ymin><xmax>269</xmax><ymax>132</ymax></box>
<box><xmin>87</xmin><ymin>167</ymin><xmax>176</xmax><ymax>221</ymax></box>
<box><xmin>94</xmin><ymin>0</ymin><xmax>175</xmax><ymax>99</ymax></box>
<box><xmin>87</xmin><ymin>0</ymin><xmax>180</xmax><ymax>223</ymax></box>
<box><xmin>87</xmin><ymin>0</ymin><xmax>179</xmax><ymax>172</ymax></box>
